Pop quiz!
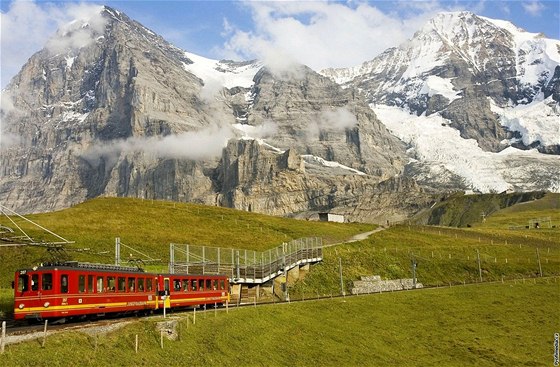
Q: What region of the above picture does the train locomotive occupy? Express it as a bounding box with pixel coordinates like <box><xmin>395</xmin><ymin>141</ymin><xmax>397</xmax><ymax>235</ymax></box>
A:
<box><xmin>13</xmin><ymin>261</ymin><xmax>230</xmax><ymax>321</ymax></box>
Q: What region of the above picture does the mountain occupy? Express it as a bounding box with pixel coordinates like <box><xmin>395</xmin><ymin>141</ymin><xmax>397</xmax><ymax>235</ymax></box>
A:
<box><xmin>1</xmin><ymin>8</ymin><xmax>557</xmax><ymax>221</ymax></box>
<box><xmin>0</xmin><ymin>6</ymin><xmax>429</xmax><ymax>222</ymax></box>
<box><xmin>322</xmin><ymin>11</ymin><xmax>560</xmax><ymax>193</ymax></box>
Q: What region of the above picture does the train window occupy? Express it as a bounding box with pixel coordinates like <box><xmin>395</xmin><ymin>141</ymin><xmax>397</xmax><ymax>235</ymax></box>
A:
<box><xmin>17</xmin><ymin>274</ymin><xmax>28</xmax><ymax>292</ymax></box>
<box><xmin>138</xmin><ymin>278</ymin><xmax>145</xmax><ymax>292</ymax></box>
<box><xmin>199</xmin><ymin>279</ymin><xmax>204</xmax><ymax>291</ymax></box>
<box><xmin>219</xmin><ymin>280</ymin><xmax>225</xmax><ymax>290</ymax></box>
<box><xmin>173</xmin><ymin>279</ymin><xmax>181</xmax><ymax>291</ymax></box>
<box><xmin>97</xmin><ymin>276</ymin><xmax>104</xmax><ymax>293</ymax></box>
<box><xmin>79</xmin><ymin>275</ymin><xmax>86</xmax><ymax>293</ymax></box>
<box><xmin>206</xmin><ymin>279</ymin><xmax>212</xmax><ymax>290</ymax></box>
<box><xmin>42</xmin><ymin>273</ymin><xmax>52</xmax><ymax>290</ymax></box>
<box><xmin>61</xmin><ymin>275</ymin><xmax>69</xmax><ymax>293</ymax></box>
<box><xmin>117</xmin><ymin>277</ymin><xmax>125</xmax><ymax>292</ymax></box>
<box><xmin>182</xmin><ymin>279</ymin><xmax>188</xmax><ymax>291</ymax></box>
<box><xmin>191</xmin><ymin>279</ymin><xmax>197</xmax><ymax>291</ymax></box>
<box><xmin>147</xmin><ymin>278</ymin><xmax>153</xmax><ymax>292</ymax></box>
<box><xmin>212</xmin><ymin>279</ymin><xmax>218</xmax><ymax>290</ymax></box>
<box><xmin>128</xmin><ymin>277</ymin><xmax>136</xmax><ymax>292</ymax></box>
<box><xmin>88</xmin><ymin>275</ymin><xmax>94</xmax><ymax>293</ymax></box>
<box><xmin>31</xmin><ymin>274</ymin><xmax>39</xmax><ymax>291</ymax></box>
<box><xmin>107</xmin><ymin>277</ymin><xmax>115</xmax><ymax>291</ymax></box>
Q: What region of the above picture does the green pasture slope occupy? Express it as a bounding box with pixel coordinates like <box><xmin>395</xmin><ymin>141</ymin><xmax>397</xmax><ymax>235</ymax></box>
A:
<box><xmin>0</xmin><ymin>194</ymin><xmax>558</xmax><ymax>365</ymax></box>
<box><xmin>414</xmin><ymin>191</ymin><xmax>553</xmax><ymax>227</ymax></box>
<box><xmin>0</xmin><ymin>197</ymin><xmax>373</xmax><ymax>286</ymax></box>
<box><xmin>289</xmin><ymin>193</ymin><xmax>559</xmax><ymax>297</ymax></box>
<box><xmin>0</xmin><ymin>280</ymin><xmax>557</xmax><ymax>366</ymax></box>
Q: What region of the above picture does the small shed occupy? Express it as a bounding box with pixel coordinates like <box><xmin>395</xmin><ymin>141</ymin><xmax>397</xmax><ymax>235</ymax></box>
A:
<box><xmin>318</xmin><ymin>213</ymin><xmax>345</xmax><ymax>223</ymax></box>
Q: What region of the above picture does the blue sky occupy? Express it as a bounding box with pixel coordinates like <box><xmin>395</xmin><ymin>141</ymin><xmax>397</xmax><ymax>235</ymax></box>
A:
<box><xmin>1</xmin><ymin>0</ymin><xmax>559</xmax><ymax>87</ymax></box>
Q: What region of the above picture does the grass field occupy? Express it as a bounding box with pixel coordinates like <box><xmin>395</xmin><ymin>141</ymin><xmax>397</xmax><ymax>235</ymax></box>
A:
<box><xmin>413</xmin><ymin>192</ymin><xmax>555</xmax><ymax>227</ymax></box>
<box><xmin>0</xmin><ymin>195</ymin><xmax>558</xmax><ymax>365</ymax></box>
<box><xmin>0</xmin><ymin>280</ymin><xmax>557</xmax><ymax>366</ymax></box>
<box><xmin>0</xmin><ymin>197</ymin><xmax>373</xmax><ymax>286</ymax></box>
<box><xmin>288</xmin><ymin>223</ymin><xmax>559</xmax><ymax>298</ymax></box>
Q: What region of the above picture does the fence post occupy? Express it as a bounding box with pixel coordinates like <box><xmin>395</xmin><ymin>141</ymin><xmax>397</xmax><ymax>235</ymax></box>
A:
<box><xmin>536</xmin><ymin>248</ymin><xmax>543</xmax><ymax>277</ymax></box>
<box><xmin>339</xmin><ymin>257</ymin><xmax>345</xmax><ymax>297</ymax></box>
<box><xmin>42</xmin><ymin>320</ymin><xmax>48</xmax><ymax>348</ymax></box>
<box><xmin>477</xmin><ymin>249</ymin><xmax>482</xmax><ymax>282</ymax></box>
<box><xmin>135</xmin><ymin>334</ymin><xmax>138</xmax><ymax>353</ymax></box>
<box><xmin>1</xmin><ymin>321</ymin><xmax>5</xmax><ymax>354</ymax></box>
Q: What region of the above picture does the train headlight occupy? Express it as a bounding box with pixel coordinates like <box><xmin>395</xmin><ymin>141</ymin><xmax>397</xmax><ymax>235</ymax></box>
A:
<box><xmin>44</xmin><ymin>302</ymin><xmax>50</xmax><ymax>308</ymax></box>
<box><xmin>18</xmin><ymin>303</ymin><xmax>24</xmax><ymax>309</ymax></box>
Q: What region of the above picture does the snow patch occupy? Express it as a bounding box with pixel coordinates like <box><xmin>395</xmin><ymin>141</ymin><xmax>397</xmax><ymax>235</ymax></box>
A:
<box><xmin>182</xmin><ymin>52</ymin><xmax>261</xmax><ymax>89</ymax></box>
<box><xmin>419</xmin><ymin>75</ymin><xmax>460</xmax><ymax>102</ymax></box>
<box><xmin>489</xmin><ymin>97</ymin><xmax>560</xmax><ymax>147</ymax></box>
<box><xmin>372</xmin><ymin>104</ymin><xmax>560</xmax><ymax>193</ymax></box>
<box><xmin>302</xmin><ymin>155</ymin><xmax>366</xmax><ymax>175</ymax></box>
<box><xmin>62</xmin><ymin>111</ymin><xmax>89</xmax><ymax>123</ymax></box>
<box><xmin>65</xmin><ymin>56</ymin><xmax>76</xmax><ymax>70</ymax></box>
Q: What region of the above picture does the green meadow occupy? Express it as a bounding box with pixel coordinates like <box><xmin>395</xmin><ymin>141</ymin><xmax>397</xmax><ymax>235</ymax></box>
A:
<box><xmin>0</xmin><ymin>197</ymin><xmax>373</xmax><ymax>286</ymax></box>
<box><xmin>0</xmin><ymin>280</ymin><xmax>557</xmax><ymax>366</ymax></box>
<box><xmin>0</xmin><ymin>193</ymin><xmax>558</xmax><ymax>366</ymax></box>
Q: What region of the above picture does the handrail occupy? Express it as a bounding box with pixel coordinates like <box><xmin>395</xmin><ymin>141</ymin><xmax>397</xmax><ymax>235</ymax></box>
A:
<box><xmin>170</xmin><ymin>237</ymin><xmax>323</xmax><ymax>283</ymax></box>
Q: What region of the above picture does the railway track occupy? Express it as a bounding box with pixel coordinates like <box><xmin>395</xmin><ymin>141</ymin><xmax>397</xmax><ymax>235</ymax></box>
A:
<box><xmin>2</xmin><ymin>275</ymin><xmax>557</xmax><ymax>346</ymax></box>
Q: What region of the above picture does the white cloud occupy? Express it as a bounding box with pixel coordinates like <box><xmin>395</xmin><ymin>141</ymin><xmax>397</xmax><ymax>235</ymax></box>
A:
<box><xmin>522</xmin><ymin>1</ymin><xmax>545</xmax><ymax>16</ymax></box>
<box><xmin>46</xmin><ymin>5</ymin><xmax>106</xmax><ymax>54</ymax></box>
<box><xmin>83</xmin><ymin>125</ymin><xmax>234</xmax><ymax>164</ymax></box>
<box><xmin>220</xmin><ymin>1</ymin><xmax>441</xmax><ymax>72</ymax></box>
<box><xmin>0</xmin><ymin>91</ymin><xmax>20</xmax><ymax>150</ymax></box>
<box><xmin>0</xmin><ymin>0</ymin><xmax>105</xmax><ymax>88</ymax></box>
<box><xmin>307</xmin><ymin>107</ymin><xmax>358</xmax><ymax>140</ymax></box>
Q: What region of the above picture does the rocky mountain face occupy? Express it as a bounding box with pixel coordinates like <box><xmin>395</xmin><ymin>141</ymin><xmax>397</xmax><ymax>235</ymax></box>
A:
<box><xmin>1</xmin><ymin>8</ymin><xmax>557</xmax><ymax>221</ymax></box>
<box><xmin>1</xmin><ymin>6</ymin><xmax>428</xmax><ymax>223</ymax></box>
<box><xmin>322</xmin><ymin>11</ymin><xmax>559</xmax><ymax>194</ymax></box>
<box><xmin>322</xmin><ymin>11</ymin><xmax>560</xmax><ymax>154</ymax></box>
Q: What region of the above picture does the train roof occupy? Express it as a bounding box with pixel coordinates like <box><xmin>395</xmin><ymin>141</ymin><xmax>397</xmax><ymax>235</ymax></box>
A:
<box><xmin>16</xmin><ymin>262</ymin><xmax>229</xmax><ymax>278</ymax></box>
<box><xmin>18</xmin><ymin>261</ymin><xmax>145</xmax><ymax>273</ymax></box>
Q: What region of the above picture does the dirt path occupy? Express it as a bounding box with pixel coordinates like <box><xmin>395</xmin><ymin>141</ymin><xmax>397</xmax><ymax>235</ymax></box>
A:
<box><xmin>324</xmin><ymin>227</ymin><xmax>387</xmax><ymax>248</ymax></box>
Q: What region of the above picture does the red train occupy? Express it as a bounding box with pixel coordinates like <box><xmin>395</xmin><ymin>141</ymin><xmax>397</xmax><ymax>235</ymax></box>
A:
<box><xmin>13</xmin><ymin>261</ymin><xmax>230</xmax><ymax>321</ymax></box>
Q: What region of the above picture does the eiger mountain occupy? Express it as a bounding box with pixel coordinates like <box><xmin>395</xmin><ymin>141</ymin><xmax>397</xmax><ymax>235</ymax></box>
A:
<box><xmin>0</xmin><ymin>7</ymin><xmax>558</xmax><ymax>222</ymax></box>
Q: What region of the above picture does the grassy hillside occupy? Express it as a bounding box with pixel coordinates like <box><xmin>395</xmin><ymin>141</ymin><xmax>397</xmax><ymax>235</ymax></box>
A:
<box><xmin>413</xmin><ymin>191</ymin><xmax>553</xmax><ymax>227</ymax></box>
<box><xmin>290</xmin><ymin>194</ymin><xmax>559</xmax><ymax>297</ymax></box>
<box><xmin>1</xmin><ymin>280</ymin><xmax>557</xmax><ymax>366</ymax></box>
<box><xmin>0</xmin><ymin>197</ymin><xmax>373</xmax><ymax>286</ymax></box>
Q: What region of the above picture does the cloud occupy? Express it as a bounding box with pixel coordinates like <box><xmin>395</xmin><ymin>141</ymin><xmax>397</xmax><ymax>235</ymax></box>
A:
<box><xmin>44</xmin><ymin>3</ymin><xmax>106</xmax><ymax>54</ymax></box>
<box><xmin>0</xmin><ymin>0</ymin><xmax>105</xmax><ymax>88</ymax></box>
<box><xmin>0</xmin><ymin>91</ymin><xmax>20</xmax><ymax>150</ymax></box>
<box><xmin>522</xmin><ymin>1</ymin><xmax>545</xmax><ymax>16</ymax></box>
<box><xmin>307</xmin><ymin>107</ymin><xmax>358</xmax><ymax>140</ymax></box>
<box><xmin>82</xmin><ymin>125</ymin><xmax>234</xmax><ymax>164</ymax></box>
<box><xmin>233</xmin><ymin>119</ymin><xmax>278</xmax><ymax>139</ymax></box>
<box><xmin>220</xmin><ymin>1</ymin><xmax>440</xmax><ymax>72</ymax></box>
<box><xmin>199</xmin><ymin>77</ymin><xmax>225</xmax><ymax>103</ymax></box>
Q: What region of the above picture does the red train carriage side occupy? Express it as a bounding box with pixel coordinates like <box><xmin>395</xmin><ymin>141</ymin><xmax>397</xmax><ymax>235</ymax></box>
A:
<box><xmin>13</xmin><ymin>262</ymin><xmax>158</xmax><ymax>321</ymax></box>
<box><xmin>155</xmin><ymin>274</ymin><xmax>229</xmax><ymax>310</ymax></box>
<box><xmin>13</xmin><ymin>262</ymin><xmax>230</xmax><ymax>321</ymax></box>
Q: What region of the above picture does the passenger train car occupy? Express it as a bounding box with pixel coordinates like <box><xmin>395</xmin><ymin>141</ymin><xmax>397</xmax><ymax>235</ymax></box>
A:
<box><xmin>13</xmin><ymin>261</ymin><xmax>230</xmax><ymax>321</ymax></box>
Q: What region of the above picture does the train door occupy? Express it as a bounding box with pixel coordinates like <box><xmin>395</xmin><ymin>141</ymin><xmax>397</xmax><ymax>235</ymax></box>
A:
<box><xmin>40</xmin><ymin>272</ymin><xmax>54</xmax><ymax>302</ymax></box>
<box><xmin>163</xmin><ymin>277</ymin><xmax>171</xmax><ymax>309</ymax></box>
<box><xmin>15</xmin><ymin>270</ymin><xmax>30</xmax><ymax>297</ymax></box>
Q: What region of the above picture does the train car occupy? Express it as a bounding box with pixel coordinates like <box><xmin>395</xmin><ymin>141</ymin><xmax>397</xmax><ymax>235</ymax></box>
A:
<box><xmin>13</xmin><ymin>261</ymin><xmax>230</xmax><ymax>321</ymax></box>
